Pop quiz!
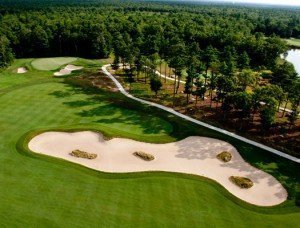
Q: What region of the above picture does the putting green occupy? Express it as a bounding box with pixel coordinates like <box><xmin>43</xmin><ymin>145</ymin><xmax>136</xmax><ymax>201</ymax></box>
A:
<box><xmin>31</xmin><ymin>57</ymin><xmax>77</xmax><ymax>71</ymax></box>
<box><xmin>0</xmin><ymin>58</ymin><xmax>299</xmax><ymax>226</ymax></box>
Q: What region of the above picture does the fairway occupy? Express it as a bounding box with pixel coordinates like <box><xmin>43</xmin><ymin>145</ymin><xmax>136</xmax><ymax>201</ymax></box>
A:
<box><xmin>31</xmin><ymin>57</ymin><xmax>78</xmax><ymax>71</ymax></box>
<box><xmin>285</xmin><ymin>38</ymin><xmax>300</xmax><ymax>48</ymax></box>
<box><xmin>0</xmin><ymin>59</ymin><xmax>299</xmax><ymax>226</ymax></box>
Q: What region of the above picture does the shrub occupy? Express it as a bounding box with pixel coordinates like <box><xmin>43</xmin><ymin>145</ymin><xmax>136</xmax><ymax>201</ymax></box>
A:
<box><xmin>229</xmin><ymin>176</ymin><xmax>253</xmax><ymax>189</ymax></box>
<box><xmin>70</xmin><ymin>150</ymin><xmax>97</xmax><ymax>159</ymax></box>
<box><xmin>133</xmin><ymin>151</ymin><xmax>154</xmax><ymax>161</ymax></box>
<box><xmin>217</xmin><ymin>151</ymin><xmax>232</xmax><ymax>162</ymax></box>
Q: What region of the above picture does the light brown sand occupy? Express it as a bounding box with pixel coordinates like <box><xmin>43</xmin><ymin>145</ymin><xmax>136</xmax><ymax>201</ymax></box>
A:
<box><xmin>28</xmin><ymin>131</ymin><xmax>287</xmax><ymax>206</ymax></box>
<box><xmin>17</xmin><ymin>67</ymin><xmax>27</xmax><ymax>74</ymax></box>
<box><xmin>54</xmin><ymin>64</ymin><xmax>83</xmax><ymax>76</ymax></box>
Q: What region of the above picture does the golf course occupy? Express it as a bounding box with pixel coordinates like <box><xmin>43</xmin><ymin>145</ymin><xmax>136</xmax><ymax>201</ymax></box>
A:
<box><xmin>0</xmin><ymin>57</ymin><xmax>299</xmax><ymax>226</ymax></box>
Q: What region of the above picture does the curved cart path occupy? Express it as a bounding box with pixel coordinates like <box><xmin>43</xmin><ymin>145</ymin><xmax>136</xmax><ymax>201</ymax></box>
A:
<box><xmin>102</xmin><ymin>64</ymin><xmax>300</xmax><ymax>163</ymax></box>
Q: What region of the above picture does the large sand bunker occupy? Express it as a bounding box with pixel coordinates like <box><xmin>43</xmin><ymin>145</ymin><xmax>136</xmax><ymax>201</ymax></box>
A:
<box><xmin>54</xmin><ymin>64</ymin><xmax>83</xmax><ymax>76</ymax></box>
<box><xmin>17</xmin><ymin>67</ymin><xmax>27</xmax><ymax>74</ymax></box>
<box><xmin>28</xmin><ymin>131</ymin><xmax>287</xmax><ymax>206</ymax></box>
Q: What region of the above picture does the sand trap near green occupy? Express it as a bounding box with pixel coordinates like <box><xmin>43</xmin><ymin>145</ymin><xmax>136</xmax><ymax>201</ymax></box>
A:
<box><xmin>54</xmin><ymin>64</ymin><xmax>83</xmax><ymax>76</ymax></box>
<box><xmin>31</xmin><ymin>57</ymin><xmax>77</xmax><ymax>71</ymax></box>
<box><xmin>29</xmin><ymin>131</ymin><xmax>287</xmax><ymax>206</ymax></box>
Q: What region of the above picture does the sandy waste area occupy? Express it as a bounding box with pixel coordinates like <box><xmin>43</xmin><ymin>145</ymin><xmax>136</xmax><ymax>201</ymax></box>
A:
<box><xmin>28</xmin><ymin>131</ymin><xmax>287</xmax><ymax>206</ymax></box>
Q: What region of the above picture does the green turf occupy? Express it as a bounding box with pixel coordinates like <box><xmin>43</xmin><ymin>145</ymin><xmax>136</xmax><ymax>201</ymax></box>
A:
<box><xmin>31</xmin><ymin>57</ymin><xmax>78</xmax><ymax>71</ymax></box>
<box><xmin>0</xmin><ymin>59</ymin><xmax>299</xmax><ymax>226</ymax></box>
<box><xmin>285</xmin><ymin>38</ymin><xmax>300</xmax><ymax>48</ymax></box>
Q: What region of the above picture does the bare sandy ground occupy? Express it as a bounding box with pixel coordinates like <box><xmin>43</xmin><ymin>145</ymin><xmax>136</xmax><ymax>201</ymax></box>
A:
<box><xmin>28</xmin><ymin>131</ymin><xmax>287</xmax><ymax>206</ymax></box>
<box><xmin>17</xmin><ymin>67</ymin><xmax>27</xmax><ymax>74</ymax></box>
<box><xmin>54</xmin><ymin>64</ymin><xmax>83</xmax><ymax>76</ymax></box>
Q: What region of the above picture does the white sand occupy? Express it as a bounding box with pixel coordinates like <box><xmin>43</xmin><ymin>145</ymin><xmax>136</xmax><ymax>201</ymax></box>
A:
<box><xmin>28</xmin><ymin>131</ymin><xmax>287</xmax><ymax>206</ymax></box>
<box><xmin>17</xmin><ymin>67</ymin><xmax>27</xmax><ymax>74</ymax></box>
<box><xmin>54</xmin><ymin>64</ymin><xmax>83</xmax><ymax>76</ymax></box>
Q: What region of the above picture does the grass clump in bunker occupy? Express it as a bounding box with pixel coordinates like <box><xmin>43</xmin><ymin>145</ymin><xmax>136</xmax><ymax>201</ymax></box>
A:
<box><xmin>217</xmin><ymin>151</ymin><xmax>232</xmax><ymax>162</ymax></box>
<box><xmin>230</xmin><ymin>176</ymin><xmax>254</xmax><ymax>189</ymax></box>
<box><xmin>133</xmin><ymin>151</ymin><xmax>155</xmax><ymax>161</ymax></box>
<box><xmin>70</xmin><ymin>150</ymin><xmax>97</xmax><ymax>159</ymax></box>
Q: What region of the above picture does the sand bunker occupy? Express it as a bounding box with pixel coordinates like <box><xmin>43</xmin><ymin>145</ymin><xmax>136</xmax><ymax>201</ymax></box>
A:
<box><xmin>28</xmin><ymin>131</ymin><xmax>287</xmax><ymax>206</ymax></box>
<box><xmin>17</xmin><ymin>67</ymin><xmax>27</xmax><ymax>74</ymax></box>
<box><xmin>54</xmin><ymin>64</ymin><xmax>83</xmax><ymax>76</ymax></box>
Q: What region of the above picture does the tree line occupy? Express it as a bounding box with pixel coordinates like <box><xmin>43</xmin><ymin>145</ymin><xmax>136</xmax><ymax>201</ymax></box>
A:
<box><xmin>1</xmin><ymin>0</ymin><xmax>300</xmax><ymax>67</ymax></box>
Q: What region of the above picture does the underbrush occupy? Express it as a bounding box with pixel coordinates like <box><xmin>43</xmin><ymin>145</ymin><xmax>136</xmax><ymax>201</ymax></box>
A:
<box><xmin>217</xmin><ymin>151</ymin><xmax>232</xmax><ymax>162</ymax></box>
<box><xmin>230</xmin><ymin>176</ymin><xmax>254</xmax><ymax>189</ymax></box>
<box><xmin>133</xmin><ymin>151</ymin><xmax>155</xmax><ymax>161</ymax></box>
<box><xmin>70</xmin><ymin>150</ymin><xmax>97</xmax><ymax>159</ymax></box>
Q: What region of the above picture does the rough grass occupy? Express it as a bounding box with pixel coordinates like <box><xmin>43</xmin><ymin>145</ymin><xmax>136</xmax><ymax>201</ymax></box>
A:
<box><xmin>0</xmin><ymin>58</ymin><xmax>299</xmax><ymax>226</ymax></box>
<box><xmin>70</xmin><ymin>150</ymin><xmax>97</xmax><ymax>159</ymax></box>
<box><xmin>217</xmin><ymin>151</ymin><xmax>232</xmax><ymax>162</ymax></box>
<box><xmin>133</xmin><ymin>151</ymin><xmax>155</xmax><ymax>161</ymax></box>
<box><xmin>31</xmin><ymin>57</ymin><xmax>78</xmax><ymax>71</ymax></box>
<box><xmin>230</xmin><ymin>176</ymin><xmax>254</xmax><ymax>189</ymax></box>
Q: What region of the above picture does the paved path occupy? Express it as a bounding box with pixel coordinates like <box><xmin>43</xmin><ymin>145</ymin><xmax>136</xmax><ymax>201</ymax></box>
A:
<box><xmin>102</xmin><ymin>64</ymin><xmax>300</xmax><ymax>163</ymax></box>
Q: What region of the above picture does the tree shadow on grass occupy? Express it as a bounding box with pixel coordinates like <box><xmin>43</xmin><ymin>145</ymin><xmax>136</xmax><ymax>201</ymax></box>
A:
<box><xmin>49</xmin><ymin>84</ymin><xmax>171</xmax><ymax>135</ymax></box>
<box><xmin>48</xmin><ymin>90</ymin><xmax>74</xmax><ymax>98</ymax></box>
<box><xmin>63</xmin><ymin>100</ymin><xmax>96</xmax><ymax>107</ymax></box>
<box><xmin>77</xmin><ymin>103</ymin><xmax>169</xmax><ymax>135</ymax></box>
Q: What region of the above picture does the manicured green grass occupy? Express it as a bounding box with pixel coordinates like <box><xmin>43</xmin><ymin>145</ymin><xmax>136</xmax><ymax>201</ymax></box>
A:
<box><xmin>31</xmin><ymin>57</ymin><xmax>78</xmax><ymax>71</ymax></box>
<box><xmin>0</xmin><ymin>59</ymin><xmax>299</xmax><ymax>226</ymax></box>
<box><xmin>285</xmin><ymin>38</ymin><xmax>300</xmax><ymax>48</ymax></box>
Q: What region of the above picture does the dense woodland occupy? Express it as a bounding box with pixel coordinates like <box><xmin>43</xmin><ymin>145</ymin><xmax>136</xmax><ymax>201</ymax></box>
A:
<box><xmin>0</xmin><ymin>0</ymin><xmax>299</xmax><ymax>155</ymax></box>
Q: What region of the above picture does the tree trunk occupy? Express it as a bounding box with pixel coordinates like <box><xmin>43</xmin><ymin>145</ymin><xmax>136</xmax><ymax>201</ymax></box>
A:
<box><xmin>59</xmin><ymin>35</ymin><xmax>62</xmax><ymax>55</ymax></box>
<box><xmin>164</xmin><ymin>62</ymin><xmax>167</xmax><ymax>82</ymax></box>
<box><xmin>160</xmin><ymin>62</ymin><xmax>162</xmax><ymax>80</ymax></box>
<box><xmin>186</xmin><ymin>94</ymin><xmax>190</xmax><ymax>113</ymax></box>
<box><xmin>175</xmin><ymin>76</ymin><xmax>180</xmax><ymax>94</ymax></box>
<box><xmin>282</xmin><ymin>101</ymin><xmax>288</xmax><ymax>117</ymax></box>
<box><xmin>195</xmin><ymin>96</ymin><xmax>198</xmax><ymax>107</ymax></box>
<box><xmin>210</xmin><ymin>90</ymin><xmax>213</xmax><ymax>109</ymax></box>
<box><xmin>252</xmin><ymin>108</ymin><xmax>256</xmax><ymax>123</ymax></box>
<box><xmin>277</xmin><ymin>100</ymin><xmax>282</xmax><ymax>112</ymax></box>
<box><xmin>172</xmin><ymin>74</ymin><xmax>177</xmax><ymax>108</ymax></box>
<box><xmin>239</xmin><ymin>117</ymin><xmax>244</xmax><ymax>131</ymax></box>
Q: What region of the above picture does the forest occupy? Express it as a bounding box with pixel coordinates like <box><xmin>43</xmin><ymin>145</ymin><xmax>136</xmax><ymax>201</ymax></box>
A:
<box><xmin>0</xmin><ymin>0</ymin><xmax>299</xmax><ymax>155</ymax></box>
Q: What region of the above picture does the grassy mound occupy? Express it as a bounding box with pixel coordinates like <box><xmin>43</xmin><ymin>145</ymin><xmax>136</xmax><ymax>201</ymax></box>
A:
<box><xmin>133</xmin><ymin>151</ymin><xmax>155</xmax><ymax>161</ymax></box>
<box><xmin>230</xmin><ymin>176</ymin><xmax>254</xmax><ymax>189</ymax></box>
<box><xmin>31</xmin><ymin>57</ymin><xmax>77</xmax><ymax>71</ymax></box>
<box><xmin>217</xmin><ymin>151</ymin><xmax>232</xmax><ymax>162</ymax></box>
<box><xmin>70</xmin><ymin>150</ymin><xmax>97</xmax><ymax>159</ymax></box>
